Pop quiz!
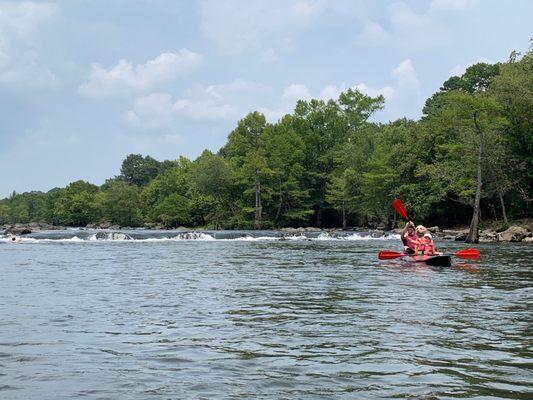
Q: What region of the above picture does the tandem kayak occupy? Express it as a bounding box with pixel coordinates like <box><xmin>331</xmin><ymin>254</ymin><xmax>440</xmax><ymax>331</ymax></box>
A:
<box><xmin>400</xmin><ymin>254</ymin><xmax>452</xmax><ymax>267</ymax></box>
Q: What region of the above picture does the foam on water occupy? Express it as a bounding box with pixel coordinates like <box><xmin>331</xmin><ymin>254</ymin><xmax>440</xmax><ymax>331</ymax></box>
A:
<box><xmin>0</xmin><ymin>231</ymin><xmax>401</xmax><ymax>243</ymax></box>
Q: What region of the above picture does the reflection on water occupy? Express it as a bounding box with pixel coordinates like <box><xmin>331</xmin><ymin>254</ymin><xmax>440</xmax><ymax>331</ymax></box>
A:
<box><xmin>0</xmin><ymin>231</ymin><xmax>531</xmax><ymax>399</ymax></box>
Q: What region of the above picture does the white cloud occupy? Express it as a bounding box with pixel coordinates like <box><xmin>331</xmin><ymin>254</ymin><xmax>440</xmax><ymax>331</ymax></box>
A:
<box><xmin>0</xmin><ymin>2</ymin><xmax>59</xmax><ymax>37</ymax></box>
<box><xmin>354</xmin><ymin>83</ymin><xmax>395</xmax><ymax>100</ymax></box>
<box><xmin>430</xmin><ymin>0</ymin><xmax>478</xmax><ymax>11</ymax></box>
<box><xmin>282</xmin><ymin>84</ymin><xmax>312</xmax><ymax>102</ymax></box>
<box><xmin>358</xmin><ymin>2</ymin><xmax>453</xmax><ymax>51</ymax></box>
<box><xmin>128</xmin><ymin>92</ymin><xmax>174</xmax><ymax>128</ymax></box>
<box><xmin>391</xmin><ymin>59</ymin><xmax>419</xmax><ymax>87</ymax></box>
<box><xmin>0</xmin><ymin>2</ymin><xmax>59</xmax><ymax>88</ymax></box>
<box><xmin>173</xmin><ymin>99</ymin><xmax>237</xmax><ymax>121</ymax></box>
<box><xmin>198</xmin><ymin>0</ymin><xmax>324</xmax><ymax>54</ymax></box>
<box><xmin>448</xmin><ymin>57</ymin><xmax>492</xmax><ymax>77</ymax></box>
<box><xmin>356</xmin><ymin>22</ymin><xmax>390</xmax><ymax>46</ymax></box>
<box><xmin>390</xmin><ymin>2</ymin><xmax>452</xmax><ymax>48</ymax></box>
<box><xmin>0</xmin><ymin>49</ymin><xmax>58</xmax><ymax>87</ymax></box>
<box><xmin>320</xmin><ymin>84</ymin><xmax>347</xmax><ymax>101</ymax></box>
<box><xmin>79</xmin><ymin>49</ymin><xmax>202</xmax><ymax>98</ymax></box>
<box><xmin>125</xmin><ymin>79</ymin><xmax>272</xmax><ymax>128</ymax></box>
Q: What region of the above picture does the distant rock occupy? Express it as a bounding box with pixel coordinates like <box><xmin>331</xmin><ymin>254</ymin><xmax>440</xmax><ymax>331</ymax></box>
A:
<box><xmin>428</xmin><ymin>226</ymin><xmax>440</xmax><ymax>233</ymax></box>
<box><xmin>497</xmin><ymin>226</ymin><xmax>531</xmax><ymax>242</ymax></box>
<box><xmin>4</xmin><ymin>226</ymin><xmax>32</xmax><ymax>235</ymax></box>
<box><xmin>176</xmin><ymin>232</ymin><xmax>212</xmax><ymax>240</ymax></box>
<box><xmin>280</xmin><ymin>227</ymin><xmax>305</xmax><ymax>235</ymax></box>
<box><xmin>479</xmin><ymin>229</ymin><xmax>498</xmax><ymax>242</ymax></box>
<box><xmin>523</xmin><ymin>236</ymin><xmax>533</xmax><ymax>243</ymax></box>
<box><xmin>94</xmin><ymin>231</ymin><xmax>132</xmax><ymax>240</ymax></box>
<box><xmin>454</xmin><ymin>229</ymin><xmax>470</xmax><ymax>241</ymax></box>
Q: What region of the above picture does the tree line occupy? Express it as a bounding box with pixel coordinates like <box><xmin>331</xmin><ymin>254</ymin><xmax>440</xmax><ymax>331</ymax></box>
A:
<box><xmin>1</xmin><ymin>48</ymin><xmax>531</xmax><ymax>241</ymax></box>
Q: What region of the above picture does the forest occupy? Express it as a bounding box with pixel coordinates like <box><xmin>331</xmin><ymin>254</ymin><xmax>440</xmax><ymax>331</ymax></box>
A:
<box><xmin>1</xmin><ymin>49</ymin><xmax>531</xmax><ymax>241</ymax></box>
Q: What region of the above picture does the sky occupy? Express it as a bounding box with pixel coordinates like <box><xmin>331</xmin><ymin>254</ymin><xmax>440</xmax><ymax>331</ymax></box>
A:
<box><xmin>0</xmin><ymin>0</ymin><xmax>531</xmax><ymax>197</ymax></box>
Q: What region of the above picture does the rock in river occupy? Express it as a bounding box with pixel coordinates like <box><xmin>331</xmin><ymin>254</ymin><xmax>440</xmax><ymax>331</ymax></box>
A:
<box><xmin>94</xmin><ymin>231</ymin><xmax>132</xmax><ymax>241</ymax></box>
<box><xmin>497</xmin><ymin>226</ymin><xmax>531</xmax><ymax>242</ymax></box>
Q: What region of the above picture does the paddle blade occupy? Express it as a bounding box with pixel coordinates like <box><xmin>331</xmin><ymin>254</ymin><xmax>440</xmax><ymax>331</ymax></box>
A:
<box><xmin>393</xmin><ymin>198</ymin><xmax>409</xmax><ymax>221</ymax></box>
<box><xmin>453</xmin><ymin>248</ymin><xmax>480</xmax><ymax>260</ymax></box>
<box><xmin>378</xmin><ymin>250</ymin><xmax>404</xmax><ymax>260</ymax></box>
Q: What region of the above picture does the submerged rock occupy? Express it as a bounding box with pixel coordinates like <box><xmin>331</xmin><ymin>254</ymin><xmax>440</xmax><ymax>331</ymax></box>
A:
<box><xmin>498</xmin><ymin>226</ymin><xmax>531</xmax><ymax>242</ymax></box>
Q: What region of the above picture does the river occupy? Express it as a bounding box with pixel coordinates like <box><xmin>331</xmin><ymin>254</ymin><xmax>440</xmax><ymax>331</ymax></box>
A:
<box><xmin>1</xmin><ymin>229</ymin><xmax>531</xmax><ymax>399</ymax></box>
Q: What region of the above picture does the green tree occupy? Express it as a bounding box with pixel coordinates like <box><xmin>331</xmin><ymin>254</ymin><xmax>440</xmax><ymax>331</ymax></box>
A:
<box><xmin>53</xmin><ymin>181</ymin><xmax>105</xmax><ymax>226</ymax></box>
<box><xmin>264</xmin><ymin>116</ymin><xmax>313</xmax><ymax>226</ymax></box>
<box><xmin>141</xmin><ymin>157</ymin><xmax>193</xmax><ymax>226</ymax></box>
<box><xmin>189</xmin><ymin>150</ymin><xmax>234</xmax><ymax>228</ymax></box>
<box><xmin>420</xmin><ymin>91</ymin><xmax>507</xmax><ymax>242</ymax></box>
<box><xmin>490</xmin><ymin>49</ymin><xmax>533</xmax><ymax>214</ymax></box>
<box><xmin>102</xmin><ymin>180</ymin><xmax>142</xmax><ymax>226</ymax></box>
<box><xmin>222</xmin><ymin>112</ymin><xmax>270</xmax><ymax>229</ymax></box>
<box><xmin>120</xmin><ymin>154</ymin><xmax>162</xmax><ymax>186</ymax></box>
<box><xmin>292</xmin><ymin>89</ymin><xmax>384</xmax><ymax>226</ymax></box>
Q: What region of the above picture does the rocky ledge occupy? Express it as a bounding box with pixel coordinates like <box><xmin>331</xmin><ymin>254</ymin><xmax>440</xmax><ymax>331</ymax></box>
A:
<box><xmin>441</xmin><ymin>224</ymin><xmax>532</xmax><ymax>243</ymax></box>
<box><xmin>2</xmin><ymin>222</ymin><xmax>64</xmax><ymax>235</ymax></box>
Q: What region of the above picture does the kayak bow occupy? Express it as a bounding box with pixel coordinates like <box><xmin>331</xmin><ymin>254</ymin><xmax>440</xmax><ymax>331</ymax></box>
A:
<box><xmin>401</xmin><ymin>254</ymin><xmax>452</xmax><ymax>267</ymax></box>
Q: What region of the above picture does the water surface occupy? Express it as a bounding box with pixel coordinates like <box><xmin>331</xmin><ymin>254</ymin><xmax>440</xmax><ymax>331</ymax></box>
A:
<box><xmin>1</xmin><ymin>230</ymin><xmax>531</xmax><ymax>399</ymax></box>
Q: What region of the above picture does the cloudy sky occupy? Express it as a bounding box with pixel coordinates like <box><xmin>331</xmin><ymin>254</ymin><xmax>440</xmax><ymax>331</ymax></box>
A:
<box><xmin>0</xmin><ymin>0</ymin><xmax>531</xmax><ymax>197</ymax></box>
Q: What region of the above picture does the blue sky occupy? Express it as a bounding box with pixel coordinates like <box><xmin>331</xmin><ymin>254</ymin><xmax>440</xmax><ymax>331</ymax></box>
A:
<box><xmin>0</xmin><ymin>0</ymin><xmax>531</xmax><ymax>197</ymax></box>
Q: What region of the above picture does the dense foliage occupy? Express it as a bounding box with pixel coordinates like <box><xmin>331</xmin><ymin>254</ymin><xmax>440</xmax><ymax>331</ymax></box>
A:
<box><xmin>1</xmin><ymin>50</ymin><xmax>531</xmax><ymax>233</ymax></box>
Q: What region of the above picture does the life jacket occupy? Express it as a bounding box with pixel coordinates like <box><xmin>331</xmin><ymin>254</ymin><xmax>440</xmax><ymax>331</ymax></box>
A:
<box><xmin>417</xmin><ymin>238</ymin><xmax>434</xmax><ymax>255</ymax></box>
<box><xmin>403</xmin><ymin>232</ymin><xmax>417</xmax><ymax>251</ymax></box>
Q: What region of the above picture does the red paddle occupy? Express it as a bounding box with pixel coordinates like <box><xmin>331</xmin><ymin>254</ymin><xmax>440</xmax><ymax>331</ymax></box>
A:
<box><xmin>378</xmin><ymin>248</ymin><xmax>480</xmax><ymax>260</ymax></box>
<box><xmin>453</xmin><ymin>248</ymin><xmax>480</xmax><ymax>259</ymax></box>
<box><xmin>392</xmin><ymin>198</ymin><xmax>409</xmax><ymax>221</ymax></box>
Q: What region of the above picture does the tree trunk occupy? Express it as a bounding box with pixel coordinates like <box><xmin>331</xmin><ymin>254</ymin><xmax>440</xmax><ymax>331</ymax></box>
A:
<box><xmin>274</xmin><ymin>182</ymin><xmax>284</xmax><ymax>225</ymax></box>
<box><xmin>341</xmin><ymin>203</ymin><xmax>346</xmax><ymax>230</ymax></box>
<box><xmin>254</xmin><ymin>178</ymin><xmax>262</xmax><ymax>229</ymax></box>
<box><xmin>466</xmin><ymin>113</ymin><xmax>483</xmax><ymax>243</ymax></box>
<box><xmin>498</xmin><ymin>189</ymin><xmax>508</xmax><ymax>224</ymax></box>
<box><xmin>316</xmin><ymin>201</ymin><xmax>323</xmax><ymax>227</ymax></box>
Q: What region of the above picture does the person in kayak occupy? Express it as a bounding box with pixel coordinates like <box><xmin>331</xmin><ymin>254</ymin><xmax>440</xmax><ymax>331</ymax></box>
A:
<box><xmin>401</xmin><ymin>222</ymin><xmax>417</xmax><ymax>254</ymax></box>
<box><xmin>414</xmin><ymin>226</ymin><xmax>442</xmax><ymax>256</ymax></box>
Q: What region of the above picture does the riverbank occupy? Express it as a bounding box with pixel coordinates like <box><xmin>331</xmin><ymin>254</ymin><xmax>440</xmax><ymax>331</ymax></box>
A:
<box><xmin>2</xmin><ymin>220</ymin><xmax>533</xmax><ymax>243</ymax></box>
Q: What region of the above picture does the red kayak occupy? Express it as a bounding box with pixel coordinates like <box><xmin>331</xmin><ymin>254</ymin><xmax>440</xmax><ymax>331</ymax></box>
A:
<box><xmin>378</xmin><ymin>249</ymin><xmax>479</xmax><ymax>267</ymax></box>
<box><xmin>400</xmin><ymin>254</ymin><xmax>452</xmax><ymax>267</ymax></box>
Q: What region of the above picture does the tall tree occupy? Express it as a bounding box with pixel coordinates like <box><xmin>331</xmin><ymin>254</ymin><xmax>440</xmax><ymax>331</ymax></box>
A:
<box><xmin>292</xmin><ymin>89</ymin><xmax>384</xmax><ymax>226</ymax></box>
<box><xmin>264</xmin><ymin>116</ymin><xmax>313</xmax><ymax>226</ymax></box>
<box><xmin>189</xmin><ymin>150</ymin><xmax>234</xmax><ymax>228</ymax></box>
<box><xmin>222</xmin><ymin>112</ymin><xmax>269</xmax><ymax>229</ymax></box>
<box><xmin>120</xmin><ymin>154</ymin><xmax>162</xmax><ymax>186</ymax></box>
<box><xmin>420</xmin><ymin>91</ymin><xmax>507</xmax><ymax>242</ymax></box>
